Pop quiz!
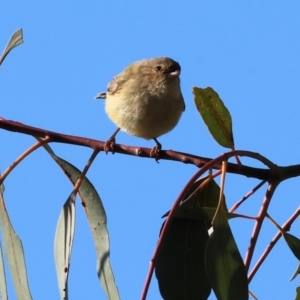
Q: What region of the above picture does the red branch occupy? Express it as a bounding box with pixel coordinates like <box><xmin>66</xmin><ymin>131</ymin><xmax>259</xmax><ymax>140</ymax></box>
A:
<box><xmin>0</xmin><ymin>118</ymin><xmax>280</xmax><ymax>180</ymax></box>
<box><xmin>244</xmin><ymin>182</ymin><xmax>279</xmax><ymax>270</ymax></box>
<box><xmin>248</xmin><ymin>208</ymin><xmax>300</xmax><ymax>282</ymax></box>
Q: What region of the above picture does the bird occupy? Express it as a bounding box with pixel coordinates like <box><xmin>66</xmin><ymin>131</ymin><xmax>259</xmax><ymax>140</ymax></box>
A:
<box><xmin>95</xmin><ymin>57</ymin><xmax>185</xmax><ymax>158</ymax></box>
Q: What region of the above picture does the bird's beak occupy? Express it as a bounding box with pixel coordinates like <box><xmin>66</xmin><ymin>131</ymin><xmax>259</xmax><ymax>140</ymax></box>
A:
<box><xmin>169</xmin><ymin>70</ymin><xmax>180</xmax><ymax>77</ymax></box>
<box><xmin>94</xmin><ymin>92</ymin><xmax>107</xmax><ymax>99</ymax></box>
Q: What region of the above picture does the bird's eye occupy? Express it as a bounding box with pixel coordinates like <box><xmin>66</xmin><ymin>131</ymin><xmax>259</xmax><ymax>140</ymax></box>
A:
<box><xmin>155</xmin><ymin>66</ymin><xmax>163</xmax><ymax>72</ymax></box>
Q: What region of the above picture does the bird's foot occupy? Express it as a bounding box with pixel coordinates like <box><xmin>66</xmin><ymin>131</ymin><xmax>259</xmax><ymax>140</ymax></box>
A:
<box><xmin>104</xmin><ymin>128</ymin><xmax>121</xmax><ymax>154</ymax></box>
<box><xmin>104</xmin><ymin>137</ymin><xmax>116</xmax><ymax>153</ymax></box>
<box><xmin>150</xmin><ymin>138</ymin><xmax>162</xmax><ymax>161</ymax></box>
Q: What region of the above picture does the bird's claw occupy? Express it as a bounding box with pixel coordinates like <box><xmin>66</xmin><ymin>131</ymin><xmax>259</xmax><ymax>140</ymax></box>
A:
<box><xmin>104</xmin><ymin>137</ymin><xmax>116</xmax><ymax>153</ymax></box>
<box><xmin>104</xmin><ymin>128</ymin><xmax>120</xmax><ymax>154</ymax></box>
<box><xmin>150</xmin><ymin>144</ymin><xmax>162</xmax><ymax>160</ymax></box>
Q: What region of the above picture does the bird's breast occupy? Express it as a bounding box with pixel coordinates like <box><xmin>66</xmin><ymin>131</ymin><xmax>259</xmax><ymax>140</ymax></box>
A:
<box><xmin>105</xmin><ymin>85</ymin><xmax>184</xmax><ymax>139</ymax></box>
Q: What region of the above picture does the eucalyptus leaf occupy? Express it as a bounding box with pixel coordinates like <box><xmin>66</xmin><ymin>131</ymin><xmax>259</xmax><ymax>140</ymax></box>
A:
<box><xmin>283</xmin><ymin>232</ymin><xmax>300</xmax><ymax>261</ymax></box>
<box><xmin>155</xmin><ymin>218</ymin><xmax>211</xmax><ymax>300</ymax></box>
<box><xmin>206</xmin><ymin>207</ymin><xmax>248</xmax><ymax>300</ymax></box>
<box><xmin>54</xmin><ymin>193</ymin><xmax>76</xmax><ymax>300</ymax></box>
<box><xmin>295</xmin><ymin>286</ymin><xmax>300</xmax><ymax>300</ymax></box>
<box><xmin>201</xmin><ymin>207</ymin><xmax>240</xmax><ymax>221</ymax></box>
<box><xmin>193</xmin><ymin>87</ymin><xmax>234</xmax><ymax>148</ymax></box>
<box><xmin>267</xmin><ymin>214</ymin><xmax>300</xmax><ymax>263</ymax></box>
<box><xmin>163</xmin><ymin>177</ymin><xmax>227</xmax><ymax>222</ymax></box>
<box><xmin>40</xmin><ymin>145</ymin><xmax>120</xmax><ymax>300</ymax></box>
<box><xmin>290</xmin><ymin>263</ymin><xmax>300</xmax><ymax>282</ymax></box>
<box><xmin>0</xmin><ymin>29</ymin><xmax>23</xmax><ymax>65</ymax></box>
<box><xmin>0</xmin><ymin>244</ymin><xmax>8</xmax><ymax>300</ymax></box>
<box><xmin>0</xmin><ymin>185</ymin><xmax>32</xmax><ymax>300</ymax></box>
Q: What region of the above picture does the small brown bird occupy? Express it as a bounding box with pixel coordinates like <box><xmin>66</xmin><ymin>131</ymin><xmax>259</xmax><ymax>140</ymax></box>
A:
<box><xmin>95</xmin><ymin>57</ymin><xmax>185</xmax><ymax>157</ymax></box>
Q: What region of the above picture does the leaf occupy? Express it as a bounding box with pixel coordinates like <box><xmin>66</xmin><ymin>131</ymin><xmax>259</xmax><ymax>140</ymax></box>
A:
<box><xmin>0</xmin><ymin>29</ymin><xmax>23</xmax><ymax>66</ymax></box>
<box><xmin>206</xmin><ymin>207</ymin><xmax>248</xmax><ymax>300</ymax></box>
<box><xmin>41</xmin><ymin>146</ymin><xmax>120</xmax><ymax>300</ymax></box>
<box><xmin>0</xmin><ymin>185</ymin><xmax>32</xmax><ymax>299</ymax></box>
<box><xmin>201</xmin><ymin>207</ymin><xmax>240</xmax><ymax>221</ymax></box>
<box><xmin>155</xmin><ymin>218</ymin><xmax>211</xmax><ymax>300</ymax></box>
<box><xmin>163</xmin><ymin>177</ymin><xmax>227</xmax><ymax>222</ymax></box>
<box><xmin>54</xmin><ymin>193</ymin><xmax>76</xmax><ymax>300</ymax></box>
<box><xmin>181</xmin><ymin>177</ymin><xmax>226</xmax><ymax>209</ymax></box>
<box><xmin>155</xmin><ymin>177</ymin><xmax>228</xmax><ymax>299</ymax></box>
<box><xmin>267</xmin><ymin>214</ymin><xmax>300</xmax><ymax>263</ymax></box>
<box><xmin>193</xmin><ymin>87</ymin><xmax>234</xmax><ymax>148</ymax></box>
<box><xmin>0</xmin><ymin>244</ymin><xmax>8</xmax><ymax>300</ymax></box>
<box><xmin>78</xmin><ymin>177</ymin><xmax>120</xmax><ymax>300</ymax></box>
<box><xmin>290</xmin><ymin>263</ymin><xmax>300</xmax><ymax>282</ymax></box>
<box><xmin>283</xmin><ymin>233</ymin><xmax>300</xmax><ymax>261</ymax></box>
<box><xmin>295</xmin><ymin>286</ymin><xmax>300</xmax><ymax>300</ymax></box>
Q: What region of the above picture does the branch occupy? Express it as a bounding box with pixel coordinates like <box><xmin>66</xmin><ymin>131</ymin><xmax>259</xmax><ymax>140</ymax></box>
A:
<box><xmin>1</xmin><ymin>118</ymin><xmax>299</xmax><ymax>181</ymax></box>
<box><xmin>0</xmin><ymin>136</ymin><xmax>51</xmax><ymax>184</ymax></box>
<box><xmin>248</xmin><ymin>207</ymin><xmax>300</xmax><ymax>282</ymax></box>
<box><xmin>244</xmin><ymin>181</ymin><xmax>279</xmax><ymax>270</ymax></box>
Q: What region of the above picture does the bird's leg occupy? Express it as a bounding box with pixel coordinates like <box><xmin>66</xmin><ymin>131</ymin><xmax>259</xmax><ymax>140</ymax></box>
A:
<box><xmin>105</xmin><ymin>128</ymin><xmax>120</xmax><ymax>153</ymax></box>
<box><xmin>150</xmin><ymin>138</ymin><xmax>162</xmax><ymax>159</ymax></box>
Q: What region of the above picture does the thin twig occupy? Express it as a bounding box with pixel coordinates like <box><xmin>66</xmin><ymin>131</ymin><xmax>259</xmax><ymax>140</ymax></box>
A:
<box><xmin>180</xmin><ymin>170</ymin><xmax>221</xmax><ymax>205</ymax></box>
<box><xmin>248</xmin><ymin>208</ymin><xmax>300</xmax><ymax>282</ymax></box>
<box><xmin>244</xmin><ymin>181</ymin><xmax>279</xmax><ymax>271</ymax></box>
<box><xmin>229</xmin><ymin>150</ymin><xmax>279</xmax><ymax>170</ymax></box>
<box><xmin>249</xmin><ymin>289</ymin><xmax>259</xmax><ymax>300</ymax></box>
<box><xmin>229</xmin><ymin>180</ymin><xmax>267</xmax><ymax>213</ymax></box>
<box><xmin>230</xmin><ymin>213</ymin><xmax>257</xmax><ymax>220</ymax></box>
<box><xmin>72</xmin><ymin>149</ymin><xmax>100</xmax><ymax>197</ymax></box>
<box><xmin>212</xmin><ymin>161</ymin><xmax>228</xmax><ymax>224</ymax></box>
<box><xmin>0</xmin><ymin>136</ymin><xmax>51</xmax><ymax>184</ymax></box>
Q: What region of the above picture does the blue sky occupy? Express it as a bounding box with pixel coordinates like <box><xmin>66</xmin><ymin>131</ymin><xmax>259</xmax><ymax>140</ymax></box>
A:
<box><xmin>1</xmin><ymin>1</ymin><xmax>300</xmax><ymax>299</ymax></box>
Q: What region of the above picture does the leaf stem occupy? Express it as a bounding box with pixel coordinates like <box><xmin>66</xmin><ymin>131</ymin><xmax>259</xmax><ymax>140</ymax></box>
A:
<box><xmin>0</xmin><ymin>136</ymin><xmax>51</xmax><ymax>184</ymax></box>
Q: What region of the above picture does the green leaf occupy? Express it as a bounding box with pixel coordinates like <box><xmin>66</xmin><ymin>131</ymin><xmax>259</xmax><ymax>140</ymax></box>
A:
<box><xmin>0</xmin><ymin>244</ymin><xmax>8</xmax><ymax>300</ymax></box>
<box><xmin>290</xmin><ymin>263</ymin><xmax>300</xmax><ymax>282</ymax></box>
<box><xmin>41</xmin><ymin>145</ymin><xmax>120</xmax><ymax>300</ymax></box>
<box><xmin>155</xmin><ymin>218</ymin><xmax>211</xmax><ymax>300</ymax></box>
<box><xmin>156</xmin><ymin>177</ymin><xmax>230</xmax><ymax>300</ymax></box>
<box><xmin>295</xmin><ymin>286</ymin><xmax>300</xmax><ymax>300</ymax></box>
<box><xmin>54</xmin><ymin>193</ymin><xmax>76</xmax><ymax>300</ymax></box>
<box><xmin>181</xmin><ymin>177</ymin><xmax>226</xmax><ymax>209</ymax></box>
<box><xmin>163</xmin><ymin>177</ymin><xmax>227</xmax><ymax>222</ymax></box>
<box><xmin>0</xmin><ymin>29</ymin><xmax>23</xmax><ymax>66</ymax></box>
<box><xmin>283</xmin><ymin>233</ymin><xmax>300</xmax><ymax>261</ymax></box>
<box><xmin>267</xmin><ymin>214</ymin><xmax>300</xmax><ymax>263</ymax></box>
<box><xmin>201</xmin><ymin>207</ymin><xmax>240</xmax><ymax>221</ymax></box>
<box><xmin>206</xmin><ymin>207</ymin><xmax>248</xmax><ymax>300</ymax></box>
<box><xmin>0</xmin><ymin>185</ymin><xmax>32</xmax><ymax>299</ymax></box>
<box><xmin>193</xmin><ymin>87</ymin><xmax>234</xmax><ymax>148</ymax></box>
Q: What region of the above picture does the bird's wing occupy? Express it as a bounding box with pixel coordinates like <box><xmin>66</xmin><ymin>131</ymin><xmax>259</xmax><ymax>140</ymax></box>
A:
<box><xmin>106</xmin><ymin>75</ymin><xmax>126</xmax><ymax>95</ymax></box>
